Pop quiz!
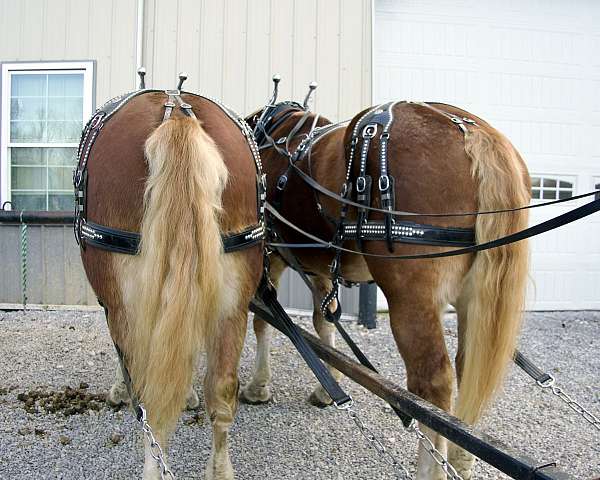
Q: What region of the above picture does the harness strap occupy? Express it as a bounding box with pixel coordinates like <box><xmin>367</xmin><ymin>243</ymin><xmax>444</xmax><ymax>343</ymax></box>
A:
<box><xmin>251</xmin><ymin>276</ymin><xmax>353</xmax><ymax>408</ymax></box>
<box><xmin>289</xmin><ymin>161</ymin><xmax>600</xmax><ymax>218</ymax></box>
<box><xmin>265</xmin><ymin>197</ymin><xmax>600</xmax><ymax>260</ymax></box>
<box><xmin>513</xmin><ymin>350</ymin><xmax>553</xmax><ymax>385</ymax></box>
<box><xmin>163</xmin><ymin>90</ymin><xmax>196</xmax><ymax>122</ymax></box>
<box><xmin>269</xmin><ymin>219</ymin><xmax>412</xmax><ymax>426</ymax></box>
<box><xmin>80</xmin><ymin>219</ymin><xmax>264</xmax><ymax>256</ymax></box>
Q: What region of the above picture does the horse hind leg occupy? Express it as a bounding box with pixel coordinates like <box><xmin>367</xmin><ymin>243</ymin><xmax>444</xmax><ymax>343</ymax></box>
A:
<box><xmin>384</xmin><ymin>286</ymin><xmax>454</xmax><ymax>480</ymax></box>
<box><xmin>307</xmin><ymin>275</ymin><xmax>343</xmax><ymax>408</ymax></box>
<box><xmin>447</xmin><ymin>296</ymin><xmax>475</xmax><ymax>479</ymax></box>
<box><xmin>204</xmin><ymin>255</ymin><xmax>254</xmax><ymax>480</ymax></box>
<box><xmin>239</xmin><ymin>255</ymin><xmax>286</xmax><ymax>405</ymax></box>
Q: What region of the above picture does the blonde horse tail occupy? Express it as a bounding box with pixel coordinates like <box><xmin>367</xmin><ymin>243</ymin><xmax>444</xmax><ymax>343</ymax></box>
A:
<box><xmin>129</xmin><ymin>116</ymin><xmax>228</xmax><ymax>427</ymax></box>
<box><xmin>456</xmin><ymin>127</ymin><xmax>530</xmax><ymax>425</ymax></box>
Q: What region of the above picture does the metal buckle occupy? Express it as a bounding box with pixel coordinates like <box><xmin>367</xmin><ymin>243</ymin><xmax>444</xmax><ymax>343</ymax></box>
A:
<box><xmin>164</xmin><ymin>89</ymin><xmax>180</xmax><ymax>96</ymax></box>
<box><xmin>276</xmin><ymin>175</ymin><xmax>288</xmax><ymax>191</ymax></box>
<box><xmin>356</xmin><ymin>176</ymin><xmax>367</xmax><ymax>193</ymax></box>
<box><xmin>362</xmin><ymin>124</ymin><xmax>378</xmax><ymax>139</ymax></box>
<box><xmin>379</xmin><ymin>175</ymin><xmax>390</xmax><ymax>192</ymax></box>
<box><xmin>276</xmin><ymin>136</ymin><xmax>287</xmax><ymax>144</ymax></box>
<box><xmin>330</xmin><ymin>258</ymin><xmax>338</xmax><ymax>273</ymax></box>
<box><xmin>537</xmin><ymin>374</ymin><xmax>555</xmax><ymax>388</ymax></box>
<box><xmin>334</xmin><ymin>397</ymin><xmax>354</xmax><ymax>410</ymax></box>
<box><xmin>89</xmin><ymin>114</ymin><xmax>104</xmax><ymax>130</ymax></box>
<box><xmin>340</xmin><ymin>182</ymin><xmax>349</xmax><ymax>198</ymax></box>
<box><xmin>164</xmin><ymin>101</ymin><xmax>176</xmax><ymax>108</ymax></box>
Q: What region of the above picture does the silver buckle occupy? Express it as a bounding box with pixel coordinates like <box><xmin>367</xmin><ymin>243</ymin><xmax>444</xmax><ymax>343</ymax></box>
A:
<box><xmin>537</xmin><ymin>375</ymin><xmax>555</xmax><ymax>388</ymax></box>
<box><xmin>356</xmin><ymin>176</ymin><xmax>367</xmax><ymax>193</ymax></box>
<box><xmin>379</xmin><ymin>175</ymin><xmax>390</xmax><ymax>192</ymax></box>
<box><xmin>362</xmin><ymin>124</ymin><xmax>378</xmax><ymax>139</ymax></box>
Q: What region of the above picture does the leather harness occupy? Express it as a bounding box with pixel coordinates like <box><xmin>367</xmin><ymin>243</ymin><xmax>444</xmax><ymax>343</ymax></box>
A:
<box><xmin>254</xmin><ymin>102</ymin><xmax>477</xmax><ymax>313</ymax></box>
<box><xmin>73</xmin><ymin>89</ymin><xmax>266</xmax><ymax>256</ymax></box>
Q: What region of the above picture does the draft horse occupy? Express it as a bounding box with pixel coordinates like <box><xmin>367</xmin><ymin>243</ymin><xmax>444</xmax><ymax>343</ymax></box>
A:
<box><xmin>75</xmin><ymin>87</ymin><xmax>264</xmax><ymax>479</ymax></box>
<box><xmin>243</xmin><ymin>85</ymin><xmax>531</xmax><ymax>479</ymax></box>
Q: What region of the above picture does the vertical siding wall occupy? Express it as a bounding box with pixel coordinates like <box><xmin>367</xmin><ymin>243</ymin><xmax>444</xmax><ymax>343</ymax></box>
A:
<box><xmin>0</xmin><ymin>0</ymin><xmax>372</xmax><ymax>310</ymax></box>
<box><xmin>143</xmin><ymin>0</ymin><xmax>372</xmax><ymax>121</ymax></box>
<box><xmin>0</xmin><ymin>0</ymin><xmax>138</xmax><ymax>104</ymax></box>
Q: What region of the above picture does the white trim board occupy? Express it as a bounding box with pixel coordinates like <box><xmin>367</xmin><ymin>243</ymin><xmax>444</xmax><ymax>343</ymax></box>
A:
<box><xmin>1</xmin><ymin>61</ymin><xmax>94</xmax><ymax>209</ymax></box>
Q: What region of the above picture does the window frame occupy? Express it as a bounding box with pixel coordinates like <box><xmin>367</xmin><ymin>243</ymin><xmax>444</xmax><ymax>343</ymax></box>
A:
<box><xmin>530</xmin><ymin>173</ymin><xmax>577</xmax><ymax>203</ymax></box>
<box><xmin>1</xmin><ymin>61</ymin><xmax>95</xmax><ymax>211</ymax></box>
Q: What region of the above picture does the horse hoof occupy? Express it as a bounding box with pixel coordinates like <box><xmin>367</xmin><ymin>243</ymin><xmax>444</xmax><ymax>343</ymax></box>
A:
<box><xmin>239</xmin><ymin>384</ymin><xmax>272</xmax><ymax>405</ymax></box>
<box><xmin>107</xmin><ymin>382</ymin><xmax>130</xmax><ymax>407</ymax></box>
<box><xmin>308</xmin><ymin>388</ymin><xmax>333</xmax><ymax>408</ymax></box>
<box><xmin>448</xmin><ymin>444</ymin><xmax>475</xmax><ymax>479</ymax></box>
<box><xmin>186</xmin><ymin>389</ymin><xmax>201</xmax><ymax>410</ymax></box>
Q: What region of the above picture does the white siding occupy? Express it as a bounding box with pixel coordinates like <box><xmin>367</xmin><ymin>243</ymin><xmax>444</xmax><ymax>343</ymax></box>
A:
<box><xmin>142</xmin><ymin>0</ymin><xmax>372</xmax><ymax>120</ymax></box>
<box><xmin>0</xmin><ymin>0</ymin><xmax>138</xmax><ymax>104</ymax></box>
<box><xmin>374</xmin><ymin>0</ymin><xmax>600</xmax><ymax>310</ymax></box>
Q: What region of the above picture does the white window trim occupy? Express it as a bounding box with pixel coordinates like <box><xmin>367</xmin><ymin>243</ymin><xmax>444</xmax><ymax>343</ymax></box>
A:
<box><xmin>1</xmin><ymin>61</ymin><xmax>94</xmax><ymax>209</ymax></box>
<box><xmin>530</xmin><ymin>172</ymin><xmax>577</xmax><ymax>203</ymax></box>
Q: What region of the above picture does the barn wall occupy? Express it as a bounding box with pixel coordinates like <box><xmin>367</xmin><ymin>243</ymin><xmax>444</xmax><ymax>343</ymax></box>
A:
<box><xmin>0</xmin><ymin>0</ymin><xmax>372</xmax><ymax>312</ymax></box>
<box><xmin>0</xmin><ymin>0</ymin><xmax>138</xmax><ymax>104</ymax></box>
<box><xmin>142</xmin><ymin>0</ymin><xmax>372</xmax><ymax>121</ymax></box>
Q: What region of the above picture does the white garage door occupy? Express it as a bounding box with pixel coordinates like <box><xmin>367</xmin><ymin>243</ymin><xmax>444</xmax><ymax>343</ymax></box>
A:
<box><xmin>374</xmin><ymin>0</ymin><xmax>600</xmax><ymax>310</ymax></box>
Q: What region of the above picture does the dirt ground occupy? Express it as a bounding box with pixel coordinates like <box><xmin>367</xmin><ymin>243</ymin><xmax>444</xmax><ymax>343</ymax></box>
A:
<box><xmin>0</xmin><ymin>309</ymin><xmax>598</xmax><ymax>479</ymax></box>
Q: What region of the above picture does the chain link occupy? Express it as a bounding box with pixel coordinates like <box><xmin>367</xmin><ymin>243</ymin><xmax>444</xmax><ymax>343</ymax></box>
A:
<box><xmin>538</xmin><ymin>377</ymin><xmax>600</xmax><ymax>431</ymax></box>
<box><xmin>342</xmin><ymin>405</ymin><xmax>411</xmax><ymax>479</ymax></box>
<box><xmin>139</xmin><ymin>405</ymin><xmax>175</xmax><ymax>480</ymax></box>
<box><xmin>19</xmin><ymin>216</ymin><xmax>28</xmax><ymax>310</ymax></box>
<box><xmin>409</xmin><ymin>423</ymin><xmax>464</xmax><ymax>480</ymax></box>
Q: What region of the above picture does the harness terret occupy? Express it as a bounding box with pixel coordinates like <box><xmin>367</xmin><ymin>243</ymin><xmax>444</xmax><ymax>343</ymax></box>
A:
<box><xmin>73</xmin><ymin>89</ymin><xmax>266</xmax><ymax>256</ymax></box>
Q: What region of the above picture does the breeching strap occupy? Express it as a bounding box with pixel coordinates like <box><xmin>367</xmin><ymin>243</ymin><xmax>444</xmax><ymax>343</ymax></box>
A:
<box><xmin>265</xmin><ymin>197</ymin><xmax>600</xmax><ymax>260</ymax></box>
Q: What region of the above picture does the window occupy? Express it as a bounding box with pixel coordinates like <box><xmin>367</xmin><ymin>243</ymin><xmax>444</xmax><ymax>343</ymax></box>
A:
<box><xmin>530</xmin><ymin>175</ymin><xmax>575</xmax><ymax>201</ymax></box>
<box><xmin>1</xmin><ymin>62</ymin><xmax>94</xmax><ymax>211</ymax></box>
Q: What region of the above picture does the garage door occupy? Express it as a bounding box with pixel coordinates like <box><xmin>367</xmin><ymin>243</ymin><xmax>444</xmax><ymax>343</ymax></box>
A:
<box><xmin>374</xmin><ymin>0</ymin><xmax>600</xmax><ymax>310</ymax></box>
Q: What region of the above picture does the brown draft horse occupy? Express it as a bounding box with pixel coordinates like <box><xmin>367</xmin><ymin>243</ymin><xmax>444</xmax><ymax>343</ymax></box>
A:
<box><xmin>79</xmin><ymin>91</ymin><xmax>262</xmax><ymax>479</ymax></box>
<box><xmin>242</xmin><ymin>99</ymin><xmax>530</xmax><ymax>479</ymax></box>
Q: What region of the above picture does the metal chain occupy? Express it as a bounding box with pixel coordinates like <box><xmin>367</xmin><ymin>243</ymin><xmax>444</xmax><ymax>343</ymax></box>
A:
<box><xmin>139</xmin><ymin>405</ymin><xmax>175</xmax><ymax>480</ymax></box>
<box><xmin>339</xmin><ymin>404</ymin><xmax>411</xmax><ymax>479</ymax></box>
<box><xmin>409</xmin><ymin>423</ymin><xmax>464</xmax><ymax>480</ymax></box>
<box><xmin>19</xmin><ymin>214</ymin><xmax>28</xmax><ymax>310</ymax></box>
<box><xmin>537</xmin><ymin>377</ymin><xmax>600</xmax><ymax>431</ymax></box>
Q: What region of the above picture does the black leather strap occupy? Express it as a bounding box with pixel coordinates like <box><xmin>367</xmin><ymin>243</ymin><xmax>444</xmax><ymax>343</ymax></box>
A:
<box><xmin>513</xmin><ymin>350</ymin><xmax>553</xmax><ymax>385</ymax></box>
<box><xmin>222</xmin><ymin>225</ymin><xmax>265</xmax><ymax>253</ymax></box>
<box><xmin>266</xmin><ymin>198</ymin><xmax>600</xmax><ymax>260</ymax></box>
<box><xmin>342</xmin><ymin>220</ymin><xmax>475</xmax><ymax>247</ymax></box>
<box><xmin>80</xmin><ymin>220</ymin><xmax>264</xmax><ymax>256</ymax></box>
<box><xmin>268</xmin><ymin>220</ymin><xmax>413</xmax><ymax>425</ymax></box>
<box><xmin>80</xmin><ymin>221</ymin><xmax>141</xmax><ymax>255</ymax></box>
<box><xmin>290</xmin><ymin>161</ymin><xmax>600</xmax><ymax>218</ymax></box>
<box><xmin>251</xmin><ymin>276</ymin><xmax>353</xmax><ymax>408</ymax></box>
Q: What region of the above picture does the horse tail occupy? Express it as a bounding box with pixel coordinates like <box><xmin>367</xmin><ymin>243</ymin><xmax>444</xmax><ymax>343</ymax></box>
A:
<box><xmin>456</xmin><ymin>127</ymin><xmax>530</xmax><ymax>424</ymax></box>
<box><xmin>129</xmin><ymin>116</ymin><xmax>228</xmax><ymax>426</ymax></box>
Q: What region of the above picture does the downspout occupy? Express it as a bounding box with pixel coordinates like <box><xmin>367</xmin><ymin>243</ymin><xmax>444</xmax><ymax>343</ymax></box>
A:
<box><xmin>135</xmin><ymin>0</ymin><xmax>145</xmax><ymax>88</ymax></box>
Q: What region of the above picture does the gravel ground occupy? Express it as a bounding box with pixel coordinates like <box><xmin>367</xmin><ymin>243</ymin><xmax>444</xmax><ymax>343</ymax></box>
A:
<box><xmin>0</xmin><ymin>309</ymin><xmax>598</xmax><ymax>480</ymax></box>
